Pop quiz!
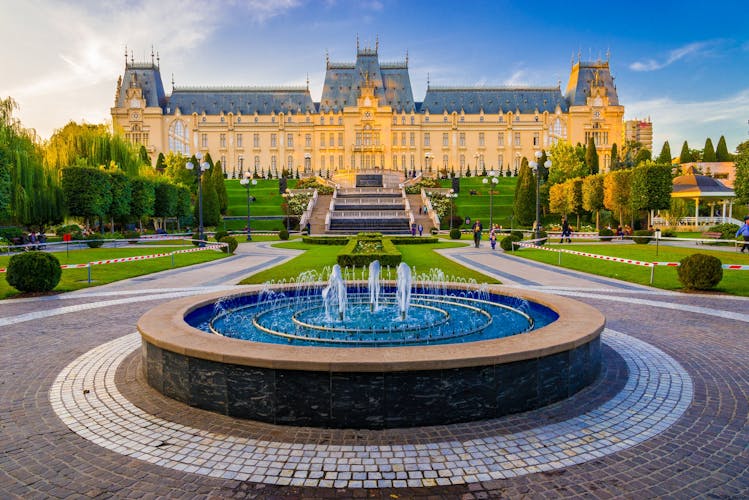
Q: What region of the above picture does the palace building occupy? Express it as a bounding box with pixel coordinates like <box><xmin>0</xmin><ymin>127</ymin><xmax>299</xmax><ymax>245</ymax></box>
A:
<box><xmin>112</xmin><ymin>42</ymin><xmax>625</xmax><ymax>179</ymax></box>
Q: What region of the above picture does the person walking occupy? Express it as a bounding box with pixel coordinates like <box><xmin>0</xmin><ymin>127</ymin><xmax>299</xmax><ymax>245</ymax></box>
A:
<box><xmin>417</xmin><ymin>223</ymin><xmax>423</xmax><ymax>236</ymax></box>
<box><xmin>489</xmin><ymin>226</ymin><xmax>497</xmax><ymax>250</ymax></box>
<box><xmin>560</xmin><ymin>218</ymin><xmax>572</xmax><ymax>243</ymax></box>
<box><xmin>736</xmin><ymin>215</ymin><xmax>749</xmax><ymax>253</ymax></box>
<box><xmin>472</xmin><ymin>219</ymin><xmax>483</xmax><ymax>248</ymax></box>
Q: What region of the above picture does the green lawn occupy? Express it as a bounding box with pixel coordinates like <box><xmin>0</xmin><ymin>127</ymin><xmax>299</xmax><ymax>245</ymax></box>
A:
<box><xmin>436</xmin><ymin>177</ymin><xmax>518</xmax><ymax>229</ymax></box>
<box><xmin>240</xmin><ymin>240</ymin><xmax>499</xmax><ymax>284</ymax></box>
<box><xmin>0</xmin><ymin>246</ymin><xmax>227</xmax><ymax>299</ymax></box>
<box><xmin>223</xmin><ymin>178</ymin><xmax>298</xmax><ymax>232</ymax></box>
<box><xmin>511</xmin><ymin>242</ymin><xmax>749</xmax><ymax>295</ymax></box>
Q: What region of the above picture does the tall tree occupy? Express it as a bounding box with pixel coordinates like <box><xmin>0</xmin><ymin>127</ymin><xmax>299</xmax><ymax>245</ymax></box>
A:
<box><xmin>703</xmin><ymin>138</ymin><xmax>716</xmax><ymax>162</ymax></box>
<box><xmin>657</xmin><ymin>141</ymin><xmax>672</xmax><ymax>164</ymax></box>
<box><xmin>583</xmin><ymin>174</ymin><xmax>605</xmax><ymax>229</ymax></box>
<box><xmin>604</xmin><ymin>169</ymin><xmax>632</xmax><ymax>225</ymax></box>
<box><xmin>734</xmin><ymin>141</ymin><xmax>749</xmax><ymax>204</ymax></box>
<box><xmin>106</xmin><ymin>170</ymin><xmax>132</xmax><ymax>233</ymax></box>
<box><xmin>61</xmin><ymin>167</ymin><xmax>113</xmax><ymax>229</ymax></box>
<box><xmin>585</xmin><ymin>136</ymin><xmax>599</xmax><ymax>174</ymax></box>
<box><xmin>512</xmin><ymin>161</ymin><xmax>536</xmax><ymax>226</ymax></box>
<box><xmin>212</xmin><ymin>160</ymin><xmax>229</xmax><ymax>215</ymax></box>
<box><xmin>548</xmin><ymin>141</ymin><xmax>588</xmax><ymax>185</ymax></box>
<box><xmin>679</xmin><ymin>141</ymin><xmax>691</xmax><ymax>164</ymax></box>
<box><xmin>194</xmin><ymin>172</ymin><xmax>221</xmax><ymax>227</ymax></box>
<box><xmin>155</xmin><ymin>152</ymin><xmax>166</xmax><ymax>172</ymax></box>
<box><xmin>715</xmin><ymin>136</ymin><xmax>731</xmax><ymax>162</ymax></box>
<box><xmin>630</xmin><ymin>162</ymin><xmax>672</xmax><ymax>227</ymax></box>
<box><xmin>548</xmin><ymin>182</ymin><xmax>571</xmax><ymax>217</ymax></box>
<box><xmin>153</xmin><ymin>180</ymin><xmax>178</xmax><ymax>230</ymax></box>
<box><xmin>634</xmin><ymin>148</ymin><xmax>652</xmax><ymax>167</ymax></box>
<box><xmin>609</xmin><ymin>143</ymin><xmax>620</xmax><ymax>171</ymax></box>
<box><xmin>129</xmin><ymin>177</ymin><xmax>155</xmax><ymax>232</ymax></box>
<box><xmin>568</xmin><ymin>177</ymin><xmax>585</xmax><ymax>228</ymax></box>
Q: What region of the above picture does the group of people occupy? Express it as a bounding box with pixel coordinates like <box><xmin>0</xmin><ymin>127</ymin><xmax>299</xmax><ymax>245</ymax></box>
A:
<box><xmin>12</xmin><ymin>232</ymin><xmax>47</xmax><ymax>250</ymax></box>
<box><xmin>410</xmin><ymin>223</ymin><xmax>424</xmax><ymax>237</ymax></box>
<box><xmin>471</xmin><ymin>220</ymin><xmax>506</xmax><ymax>250</ymax></box>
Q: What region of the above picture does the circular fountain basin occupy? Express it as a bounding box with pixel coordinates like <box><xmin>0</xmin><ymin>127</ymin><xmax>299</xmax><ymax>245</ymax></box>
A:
<box><xmin>138</xmin><ymin>284</ymin><xmax>604</xmax><ymax>429</ymax></box>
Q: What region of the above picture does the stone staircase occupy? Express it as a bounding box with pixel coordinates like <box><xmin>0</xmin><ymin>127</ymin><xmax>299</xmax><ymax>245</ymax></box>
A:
<box><xmin>307</xmin><ymin>194</ymin><xmax>332</xmax><ymax>235</ymax></box>
<box><xmin>327</xmin><ymin>188</ymin><xmax>411</xmax><ymax>234</ymax></box>
<box><xmin>406</xmin><ymin>194</ymin><xmax>434</xmax><ymax>234</ymax></box>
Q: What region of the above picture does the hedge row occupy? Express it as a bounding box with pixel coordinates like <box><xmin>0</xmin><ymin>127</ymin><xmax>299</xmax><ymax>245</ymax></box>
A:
<box><xmin>389</xmin><ymin>237</ymin><xmax>439</xmax><ymax>245</ymax></box>
<box><xmin>337</xmin><ymin>237</ymin><xmax>402</xmax><ymax>267</ymax></box>
<box><xmin>302</xmin><ymin>236</ymin><xmax>350</xmax><ymax>245</ymax></box>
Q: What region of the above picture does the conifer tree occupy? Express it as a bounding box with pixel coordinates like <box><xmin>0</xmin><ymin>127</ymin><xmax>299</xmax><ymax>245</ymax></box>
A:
<box><xmin>657</xmin><ymin>141</ymin><xmax>672</xmax><ymax>164</ymax></box>
<box><xmin>609</xmin><ymin>143</ymin><xmax>619</xmax><ymax>171</ymax></box>
<box><xmin>155</xmin><ymin>152</ymin><xmax>166</xmax><ymax>172</ymax></box>
<box><xmin>703</xmin><ymin>138</ymin><xmax>716</xmax><ymax>162</ymax></box>
<box><xmin>212</xmin><ymin>160</ymin><xmax>228</xmax><ymax>214</ymax></box>
<box><xmin>512</xmin><ymin>161</ymin><xmax>536</xmax><ymax>226</ymax></box>
<box><xmin>585</xmin><ymin>136</ymin><xmax>599</xmax><ymax>174</ymax></box>
<box><xmin>679</xmin><ymin>141</ymin><xmax>691</xmax><ymax>164</ymax></box>
<box><xmin>715</xmin><ymin>136</ymin><xmax>731</xmax><ymax>161</ymax></box>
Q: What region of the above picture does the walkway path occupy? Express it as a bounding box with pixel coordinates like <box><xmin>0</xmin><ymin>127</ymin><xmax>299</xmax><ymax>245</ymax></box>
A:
<box><xmin>0</xmin><ymin>241</ymin><xmax>747</xmax><ymax>498</ymax></box>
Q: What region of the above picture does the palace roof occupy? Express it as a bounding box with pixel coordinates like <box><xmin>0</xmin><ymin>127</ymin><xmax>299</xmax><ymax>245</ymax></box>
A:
<box><xmin>166</xmin><ymin>87</ymin><xmax>316</xmax><ymax>116</ymax></box>
<box><xmin>420</xmin><ymin>87</ymin><xmax>568</xmax><ymax>115</ymax></box>
<box><xmin>565</xmin><ymin>61</ymin><xmax>620</xmax><ymax>106</ymax></box>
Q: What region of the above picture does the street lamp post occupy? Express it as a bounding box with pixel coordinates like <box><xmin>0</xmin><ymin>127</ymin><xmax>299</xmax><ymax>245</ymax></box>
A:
<box><xmin>185</xmin><ymin>152</ymin><xmax>210</xmax><ymax>246</ymax></box>
<box><xmin>447</xmin><ymin>189</ymin><xmax>458</xmax><ymax>231</ymax></box>
<box><xmin>425</xmin><ymin>152</ymin><xmax>432</xmax><ymax>174</ymax></box>
<box><xmin>239</xmin><ymin>172</ymin><xmax>257</xmax><ymax>241</ymax></box>
<box><xmin>282</xmin><ymin>192</ymin><xmax>294</xmax><ymax>232</ymax></box>
<box><xmin>482</xmin><ymin>170</ymin><xmax>499</xmax><ymax>229</ymax></box>
<box><xmin>529</xmin><ymin>151</ymin><xmax>552</xmax><ymax>241</ymax></box>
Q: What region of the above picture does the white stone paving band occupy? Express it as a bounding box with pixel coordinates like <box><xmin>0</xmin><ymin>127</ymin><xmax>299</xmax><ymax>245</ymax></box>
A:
<box><xmin>49</xmin><ymin>329</ymin><xmax>692</xmax><ymax>489</ymax></box>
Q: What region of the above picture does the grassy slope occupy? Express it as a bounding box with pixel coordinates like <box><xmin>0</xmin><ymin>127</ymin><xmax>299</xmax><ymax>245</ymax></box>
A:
<box><xmin>437</xmin><ymin>177</ymin><xmax>518</xmax><ymax>229</ymax></box>
<box><xmin>511</xmin><ymin>243</ymin><xmax>749</xmax><ymax>295</ymax></box>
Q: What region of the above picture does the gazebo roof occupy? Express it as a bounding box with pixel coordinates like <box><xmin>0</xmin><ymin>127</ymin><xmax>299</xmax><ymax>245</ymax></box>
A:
<box><xmin>672</xmin><ymin>167</ymin><xmax>735</xmax><ymax>199</ymax></box>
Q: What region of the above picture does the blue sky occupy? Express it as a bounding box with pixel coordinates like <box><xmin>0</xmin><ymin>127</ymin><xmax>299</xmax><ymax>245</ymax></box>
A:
<box><xmin>2</xmin><ymin>0</ymin><xmax>748</xmax><ymax>154</ymax></box>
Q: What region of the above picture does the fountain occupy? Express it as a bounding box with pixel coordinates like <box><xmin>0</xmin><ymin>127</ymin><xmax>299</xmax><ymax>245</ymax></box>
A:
<box><xmin>138</xmin><ymin>263</ymin><xmax>605</xmax><ymax>428</ymax></box>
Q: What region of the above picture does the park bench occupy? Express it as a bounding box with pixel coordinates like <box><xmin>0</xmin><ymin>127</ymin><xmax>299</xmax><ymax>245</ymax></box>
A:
<box><xmin>696</xmin><ymin>231</ymin><xmax>722</xmax><ymax>244</ymax></box>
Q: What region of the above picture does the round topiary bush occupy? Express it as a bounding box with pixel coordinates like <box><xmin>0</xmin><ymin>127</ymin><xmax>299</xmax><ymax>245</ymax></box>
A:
<box><xmin>511</xmin><ymin>230</ymin><xmax>524</xmax><ymax>240</ymax></box>
<box><xmin>599</xmin><ymin>228</ymin><xmax>614</xmax><ymax>241</ymax></box>
<box><xmin>279</xmin><ymin>229</ymin><xmax>290</xmax><ymax>240</ymax></box>
<box><xmin>123</xmin><ymin>230</ymin><xmax>140</xmax><ymax>243</ymax></box>
<box><xmin>191</xmin><ymin>232</ymin><xmax>202</xmax><ymax>246</ymax></box>
<box><xmin>449</xmin><ymin>228</ymin><xmax>462</xmax><ymax>240</ymax></box>
<box><xmin>500</xmin><ymin>234</ymin><xmax>521</xmax><ymax>251</ymax></box>
<box><xmin>632</xmin><ymin>230</ymin><xmax>653</xmax><ymax>244</ymax></box>
<box><xmin>213</xmin><ymin>230</ymin><xmax>229</xmax><ymax>242</ymax></box>
<box><xmin>677</xmin><ymin>253</ymin><xmax>723</xmax><ymax>290</ymax></box>
<box><xmin>85</xmin><ymin>233</ymin><xmax>104</xmax><ymax>248</ymax></box>
<box><xmin>6</xmin><ymin>251</ymin><xmax>62</xmax><ymax>293</ymax></box>
<box><xmin>536</xmin><ymin>230</ymin><xmax>548</xmax><ymax>246</ymax></box>
<box><xmin>219</xmin><ymin>236</ymin><xmax>238</xmax><ymax>254</ymax></box>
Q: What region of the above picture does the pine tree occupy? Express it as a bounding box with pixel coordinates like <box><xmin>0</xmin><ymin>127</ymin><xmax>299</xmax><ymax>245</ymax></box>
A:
<box><xmin>155</xmin><ymin>152</ymin><xmax>166</xmax><ymax>172</ymax></box>
<box><xmin>512</xmin><ymin>161</ymin><xmax>536</xmax><ymax>226</ymax></box>
<box><xmin>194</xmin><ymin>174</ymin><xmax>221</xmax><ymax>227</ymax></box>
<box><xmin>679</xmin><ymin>141</ymin><xmax>691</xmax><ymax>164</ymax></box>
<box><xmin>610</xmin><ymin>143</ymin><xmax>619</xmax><ymax>171</ymax></box>
<box><xmin>703</xmin><ymin>138</ymin><xmax>716</xmax><ymax>162</ymax></box>
<box><xmin>212</xmin><ymin>160</ymin><xmax>228</xmax><ymax>214</ymax></box>
<box><xmin>657</xmin><ymin>141</ymin><xmax>672</xmax><ymax>164</ymax></box>
<box><xmin>585</xmin><ymin>136</ymin><xmax>599</xmax><ymax>174</ymax></box>
<box><xmin>715</xmin><ymin>136</ymin><xmax>731</xmax><ymax>161</ymax></box>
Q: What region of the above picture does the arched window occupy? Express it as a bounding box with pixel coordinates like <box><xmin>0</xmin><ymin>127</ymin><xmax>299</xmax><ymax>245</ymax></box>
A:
<box><xmin>168</xmin><ymin>120</ymin><xmax>189</xmax><ymax>154</ymax></box>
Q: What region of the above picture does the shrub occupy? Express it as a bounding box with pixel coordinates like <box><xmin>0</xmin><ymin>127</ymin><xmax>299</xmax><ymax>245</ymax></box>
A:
<box><xmin>219</xmin><ymin>236</ymin><xmax>238</xmax><ymax>254</ymax></box>
<box><xmin>191</xmin><ymin>232</ymin><xmax>201</xmax><ymax>246</ymax></box>
<box><xmin>661</xmin><ymin>229</ymin><xmax>677</xmax><ymax>238</ymax></box>
<box><xmin>677</xmin><ymin>253</ymin><xmax>723</xmax><ymax>290</ymax></box>
<box><xmin>599</xmin><ymin>228</ymin><xmax>614</xmax><ymax>241</ymax></box>
<box><xmin>357</xmin><ymin>232</ymin><xmax>383</xmax><ymax>239</ymax></box>
<box><xmin>632</xmin><ymin>230</ymin><xmax>653</xmax><ymax>244</ymax></box>
<box><xmin>302</xmin><ymin>236</ymin><xmax>349</xmax><ymax>245</ymax></box>
<box><xmin>536</xmin><ymin>230</ymin><xmax>548</xmax><ymax>245</ymax></box>
<box><xmin>85</xmin><ymin>233</ymin><xmax>104</xmax><ymax>248</ymax></box>
<box><xmin>449</xmin><ymin>228</ymin><xmax>462</xmax><ymax>239</ymax></box>
<box><xmin>337</xmin><ymin>237</ymin><xmax>401</xmax><ymax>267</ymax></box>
<box><xmin>389</xmin><ymin>237</ymin><xmax>439</xmax><ymax>245</ymax></box>
<box><xmin>213</xmin><ymin>230</ymin><xmax>229</xmax><ymax>242</ymax></box>
<box><xmin>279</xmin><ymin>229</ymin><xmax>290</xmax><ymax>240</ymax></box>
<box><xmin>0</xmin><ymin>227</ymin><xmax>23</xmax><ymax>241</ymax></box>
<box><xmin>54</xmin><ymin>224</ymin><xmax>81</xmax><ymax>237</ymax></box>
<box><xmin>123</xmin><ymin>230</ymin><xmax>140</xmax><ymax>243</ymax></box>
<box><xmin>707</xmin><ymin>223</ymin><xmax>739</xmax><ymax>240</ymax></box>
<box><xmin>6</xmin><ymin>251</ymin><xmax>62</xmax><ymax>293</ymax></box>
<box><xmin>500</xmin><ymin>234</ymin><xmax>521</xmax><ymax>251</ymax></box>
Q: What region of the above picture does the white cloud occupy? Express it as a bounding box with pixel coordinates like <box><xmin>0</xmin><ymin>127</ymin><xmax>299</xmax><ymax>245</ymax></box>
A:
<box><xmin>504</xmin><ymin>70</ymin><xmax>528</xmax><ymax>86</ymax></box>
<box><xmin>625</xmin><ymin>89</ymin><xmax>749</xmax><ymax>151</ymax></box>
<box><xmin>233</xmin><ymin>0</ymin><xmax>302</xmax><ymax>23</ymax></box>
<box><xmin>629</xmin><ymin>41</ymin><xmax>712</xmax><ymax>72</ymax></box>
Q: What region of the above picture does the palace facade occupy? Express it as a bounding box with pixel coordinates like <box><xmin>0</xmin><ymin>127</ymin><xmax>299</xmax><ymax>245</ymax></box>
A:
<box><xmin>112</xmin><ymin>43</ymin><xmax>624</xmax><ymax>178</ymax></box>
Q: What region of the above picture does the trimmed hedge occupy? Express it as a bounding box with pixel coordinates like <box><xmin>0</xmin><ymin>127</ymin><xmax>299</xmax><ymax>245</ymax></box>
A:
<box><xmin>85</xmin><ymin>233</ymin><xmax>104</xmax><ymax>248</ymax></box>
<box><xmin>219</xmin><ymin>236</ymin><xmax>238</xmax><ymax>254</ymax></box>
<box><xmin>213</xmin><ymin>230</ymin><xmax>229</xmax><ymax>242</ymax></box>
<box><xmin>389</xmin><ymin>237</ymin><xmax>439</xmax><ymax>245</ymax></box>
<box><xmin>510</xmin><ymin>230</ymin><xmax>524</xmax><ymax>240</ymax></box>
<box><xmin>632</xmin><ymin>230</ymin><xmax>653</xmax><ymax>244</ymax></box>
<box><xmin>677</xmin><ymin>253</ymin><xmax>723</xmax><ymax>290</ymax></box>
<box><xmin>356</xmin><ymin>232</ymin><xmax>383</xmax><ymax>239</ymax></box>
<box><xmin>599</xmin><ymin>228</ymin><xmax>614</xmax><ymax>241</ymax></box>
<box><xmin>302</xmin><ymin>236</ymin><xmax>350</xmax><ymax>245</ymax></box>
<box><xmin>337</xmin><ymin>237</ymin><xmax>401</xmax><ymax>267</ymax></box>
<box><xmin>6</xmin><ymin>251</ymin><xmax>62</xmax><ymax>293</ymax></box>
<box><xmin>707</xmin><ymin>223</ymin><xmax>740</xmax><ymax>240</ymax></box>
<box><xmin>279</xmin><ymin>229</ymin><xmax>290</xmax><ymax>240</ymax></box>
<box><xmin>449</xmin><ymin>228</ymin><xmax>462</xmax><ymax>239</ymax></box>
<box><xmin>500</xmin><ymin>234</ymin><xmax>521</xmax><ymax>251</ymax></box>
<box><xmin>123</xmin><ymin>230</ymin><xmax>140</xmax><ymax>243</ymax></box>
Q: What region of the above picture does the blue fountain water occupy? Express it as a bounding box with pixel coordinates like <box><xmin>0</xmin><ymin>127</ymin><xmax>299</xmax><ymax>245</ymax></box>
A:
<box><xmin>186</xmin><ymin>262</ymin><xmax>558</xmax><ymax>347</ymax></box>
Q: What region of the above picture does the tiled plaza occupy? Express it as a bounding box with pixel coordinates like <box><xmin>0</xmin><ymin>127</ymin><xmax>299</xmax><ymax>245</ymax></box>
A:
<box><xmin>1</xmin><ymin>242</ymin><xmax>747</xmax><ymax>498</ymax></box>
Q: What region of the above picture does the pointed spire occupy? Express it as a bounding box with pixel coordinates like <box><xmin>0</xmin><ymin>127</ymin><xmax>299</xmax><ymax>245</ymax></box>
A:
<box><xmin>171</xmin><ymin>73</ymin><xmax>175</xmax><ymax>91</ymax></box>
<box><xmin>356</xmin><ymin>33</ymin><xmax>360</xmax><ymax>52</ymax></box>
<box><xmin>325</xmin><ymin>48</ymin><xmax>329</xmax><ymax>67</ymax></box>
<box><xmin>405</xmin><ymin>49</ymin><xmax>409</xmax><ymax>65</ymax></box>
<box><xmin>130</xmin><ymin>50</ymin><xmax>134</xmax><ymax>65</ymax></box>
<box><xmin>306</xmin><ymin>73</ymin><xmax>310</xmax><ymax>90</ymax></box>
<box><xmin>151</xmin><ymin>45</ymin><xmax>155</xmax><ymax>64</ymax></box>
<box><xmin>606</xmin><ymin>47</ymin><xmax>611</xmax><ymax>62</ymax></box>
<box><xmin>577</xmin><ymin>49</ymin><xmax>581</xmax><ymax>62</ymax></box>
<box><xmin>156</xmin><ymin>51</ymin><xmax>160</xmax><ymax>67</ymax></box>
<box><xmin>375</xmin><ymin>34</ymin><xmax>379</xmax><ymax>52</ymax></box>
<box><xmin>571</xmin><ymin>52</ymin><xmax>574</xmax><ymax>67</ymax></box>
<box><xmin>124</xmin><ymin>45</ymin><xmax>128</xmax><ymax>66</ymax></box>
<box><xmin>427</xmin><ymin>72</ymin><xmax>430</xmax><ymax>89</ymax></box>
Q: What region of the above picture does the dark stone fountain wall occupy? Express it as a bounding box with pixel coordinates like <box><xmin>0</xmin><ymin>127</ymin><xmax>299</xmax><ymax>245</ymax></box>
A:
<box><xmin>142</xmin><ymin>337</ymin><xmax>601</xmax><ymax>429</ymax></box>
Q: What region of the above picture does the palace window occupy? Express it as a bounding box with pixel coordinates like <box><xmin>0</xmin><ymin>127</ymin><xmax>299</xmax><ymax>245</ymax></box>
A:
<box><xmin>167</xmin><ymin>120</ymin><xmax>189</xmax><ymax>155</ymax></box>
<box><xmin>498</xmin><ymin>154</ymin><xmax>504</xmax><ymax>169</ymax></box>
<box><xmin>443</xmin><ymin>115</ymin><xmax>448</xmax><ymax>122</ymax></box>
<box><xmin>236</xmin><ymin>133</ymin><xmax>243</xmax><ymax>148</ymax></box>
<box><xmin>393</xmin><ymin>116</ymin><xmax>397</xmax><ymax>125</ymax></box>
<box><xmin>411</xmin><ymin>116</ymin><xmax>415</xmax><ymax>125</ymax></box>
<box><xmin>401</xmin><ymin>132</ymin><xmax>406</xmax><ymax>146</ymax></box>
<box><xmin>287</xmin><ymin>133</ymin><xmax>293</xmax><ymax>148</ymax></box>
<box><xmin>271</xmin><ymin>155</ymin><xmax>277</xmax><ymax>171</ymax></box>
<box><xmin>321</xmin><ymin>156</ymin><xmax>325</xmax><ymax>169</ymax></box>
<box><xmin>533</xmin><ymin>132</ymin><xmax>539</xmax><ymax>147</ymax></box>
<box><xmin>320</xmin><ymin>133</ymin><xmax>325</xmax><ymax>147</ymax></box>
<box><xmin>253</xmin><ymin>133</ymin><xmax>259</xmax><ymax>148</ymax></box>
<box><xmin>392</xmin><ymin>132</ymin><xmax>397</xmax><ymax>146</ymax></box>
<box><xmin>459</xmin><ymin>133</ymin><xmax>465</xmax><ymax>147</ymax></box>
<box><xmin>442</xmin><ymin>133</ymin><xmax>449</xmax><ymax>147</ymax></box>
<box><xmin>424</xmin><ymin>133</ymin><xmax>430</xmax><ymax>147</ymax></box>
<box><xmin>329</xmin><ymin>116</ymin><xmax>334</xmax><ymax>125</ymax></box>
<box><xmin>220</xmin><ymin>133</ymin><xmax>226</xmax><ymax>148</ymax></box>
<box><xmin>221</xmin><ymin>155</ymin><xmax>226</xmax><ymax>170</ymax></box>
<box><xmin>356</xmin><ymin>133</ymin><xmax>362</xmax><ymax>146</ymax></box>
<box><xmin>201</xmin><ymin>133</ymin><xmax>208</xmax><ymax>148</ymax></box>
<box><xmin>338</xmin><ymin>133</ymin><xmax>343</xmax><ymax>147</ymax></box>
<box><xmin>424</xmin><ymin>116</ymin><xmax>429</xmax><ymax>122</ymax></box>
<box><xmin>254</xmin><ymin>156</ymin><xmax>260</xmax><ymax>169</ymax></box>
<box><xmin>410</xmin><ymin>155</ymin><xmax>415</xmax><ymax>169</ymax></box>
<box><xmin>271</xmin><ymin>133</ymin><xmax>277</xmax><ymax>147</ymax></box>
<box><xmin>402</xmin><ymin>155</ymin><xmax>406</xmax><ymax>169</ymax></box>
<box><xmin>479</xmin><ymin>132</ymin><xmax>485</xmax><ymax>147</ymax></box>
<box><xmin>514</xmin><ymin>132</ymin><xmax>521</xmax><ymax>147</ymax></box>
<box><xmin>338</xmin><ymin>117</ymin><xmax>343</xmax><ymax>125</ymax></box>
<box><xmin>238</xmin><ymin>156</ymin><xmax>244</xmax><ymax>172</ymax></box>
<box><xmin>329</xmin><ymin>133</ymin><xmax>334</xmax><ymax>147</ymax></box>
<box><xmin>410</xmin><ymin>132</ymin><xmax>415</xmax><ymax>147</ymax></box>
<box><xmin>460</xmin><ymin>154</ymin><xmax>465</xmax><ymax>169</ymax></box>
<box><xmin>288</xmin><ymin>155</ymin><xmax>293</xmax><ymax>170</ymax></box>
<box><xmin>442</xmin><ymin>154</ymin><xmax>448</xmax><ymax>167</ymax></box>
<box><xmin>498</xmin><ymin>132</ymin><xmax>504</xmax><ymax>146</ymax></box>
<box><xmin>393</xmin><ymin>155</ymin><xmax>398</xmax><ymax>168</ymax></box>
<box><xmin>338</xmin><ymin>155</ymin><xmax>343</xmax><ymax>169</ymax></box>
<box><xmin>305</xmin><ymin>134</ymin><xmax>311</xmax><ymax>148</ymax></box>
<box><xmin>480</xmin><ymin>116</ymin><xmax>484</xmax><ymax>122</ymax></box>
<box><xmin>320</xmin><ymin>117</ymin><xmax>325</xmax><ymax>125</ymax></box>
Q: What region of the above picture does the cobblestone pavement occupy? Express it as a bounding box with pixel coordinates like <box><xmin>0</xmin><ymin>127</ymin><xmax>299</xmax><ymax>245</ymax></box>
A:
<box><xmin>1</xmin><ymin>242</ymin><xmax>747</xmax><ymax>498</ymax></box>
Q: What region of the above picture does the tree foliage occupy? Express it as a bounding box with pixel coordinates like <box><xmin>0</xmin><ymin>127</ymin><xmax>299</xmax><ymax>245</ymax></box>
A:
<box><xmin>130</xmin><ymin>177</ymin><xmax>156</xmax><ymax>223</ymax></box>
<box><xmin>604</xmin><ymin>169</ymin><xmax>632</xmax><ymax>224</ymax></box>
<box><xmin>106</xmin><ymin>170</ymin><xmax>132</xmax><ymax>226</ymax></box>
<box><xmin>585</xmin><ymin>136</ymin><xmax>599</xmax><ymax>175</ymax></box>
<box><xmin>61</xmin><ymin>167</ymin><xmax>112</xmax><ymax>223</ymax></box>
<box><xmin>194</xmin><ymin>173</ymin><xmax>221</xmax><ymax>227</ymax></box>
<box><xmin>212</xmin><ymin>160</ymin><xmax>229</xmax><ymax>214</ymax></box>
<box><xmin>679</xmin><ymin>141</ymin><xmax>691</xmax><ymax>164</ymax></box>
<box><xmin>609</xmin><ymin>143</ymin><xmax>620</xmax><ymax>171</ymax></box>
<box><xmin>703</xmin><ymin>138</ymin><xmax>716</xmax><ymax>162</ymax></box>
<box><xmin>583</xmin><ymin>174</ymin><xmax>605</xmax><ymax>229</ymax></box>
<box><xmin>715</xmin><ymin>136</ymin><xmax>731</xmax><ymax>162</ymax></box>
<box><xmin>657</xmin><ymin>141</ymin><xmax>672</xmax><ymax>164</ymax></box>
<box><xmin>548</xmin><ymin>141</ymin><xmax>587</xmax><ymax>185</ymax></box>
<box><xmin>630</xmin><ymin>162</ymin><xmax>672</xmax><ymax>225</ymax></box>
<box><xmin>512</xmin><ymin>162</ymin><xmax>536</xmax><ymax>226</ymax></box>
<box><xmin>548</xmin><ymin>182</ymin><xmax>570</xmax><ymax>216</ymax></box>
<box><xmin>734</xmin><ymin>140</ymin><xmax>749</xmax><ymax>204</ymax></box>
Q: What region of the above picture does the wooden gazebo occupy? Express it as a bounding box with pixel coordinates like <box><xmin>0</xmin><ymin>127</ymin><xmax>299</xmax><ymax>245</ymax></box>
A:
<box><xmin>670</xmin><ymin>167</ymin><xmax>737</xmax><ymax>226</ymax></box>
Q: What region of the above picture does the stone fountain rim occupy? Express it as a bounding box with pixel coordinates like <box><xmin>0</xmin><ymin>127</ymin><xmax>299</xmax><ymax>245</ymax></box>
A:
<box><xmin>137</xmin><ymin>283</ymin><xmax>605</xmax><ymax>372</ymax></box>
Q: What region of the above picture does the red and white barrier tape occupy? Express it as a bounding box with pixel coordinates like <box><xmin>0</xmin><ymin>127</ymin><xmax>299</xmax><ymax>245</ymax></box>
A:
<box><xmin>514</xmin><ymin>241</ymin><xmax>748</xmax><ymax>270</ymax></box>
